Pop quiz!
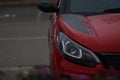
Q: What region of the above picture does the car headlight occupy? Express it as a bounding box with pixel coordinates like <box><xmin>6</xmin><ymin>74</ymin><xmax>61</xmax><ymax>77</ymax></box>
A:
<box><xmin>58</xmin><ymin>32</ymin><xmax>101</xmax><ymax>68</ymax></box>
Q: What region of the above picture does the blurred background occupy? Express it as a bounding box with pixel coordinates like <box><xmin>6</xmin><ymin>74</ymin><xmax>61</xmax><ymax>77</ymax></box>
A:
<box><xmin>0</xmin><ymin>0</ymin><xmax>54</xmax><ymax>80</ymax></box>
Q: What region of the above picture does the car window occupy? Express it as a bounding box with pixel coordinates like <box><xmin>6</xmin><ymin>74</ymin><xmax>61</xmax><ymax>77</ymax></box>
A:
<box><xmin>70</xmin><ymin>0</ymin><xmax>120</xmax><ymax>13</ymax></box>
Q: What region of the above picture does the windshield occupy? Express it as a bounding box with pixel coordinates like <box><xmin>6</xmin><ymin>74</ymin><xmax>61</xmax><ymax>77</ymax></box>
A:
<box><xmin>69</xmin><ymin>0</ymin><xmax>120</xmax><ymax>13</ymax></box>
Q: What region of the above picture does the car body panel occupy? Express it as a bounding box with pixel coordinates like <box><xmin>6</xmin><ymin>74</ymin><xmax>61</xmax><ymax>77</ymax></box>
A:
<box><xmin>49</xmin><ymin>13</ymin><xmax>120</xmax><ymax>77</ymax></box>
<box><xmin>58</xmin><ymin>14</ymin><xmax>120</xmax><ymax>52</ymax></box>
<box><xmin>87</xmin><ymin>13</ymin><xmax>120</xmax><ymax>52</ymax></box>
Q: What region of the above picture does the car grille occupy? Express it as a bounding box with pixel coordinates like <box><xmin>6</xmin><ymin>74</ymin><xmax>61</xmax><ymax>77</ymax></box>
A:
<box><xmin>97</xmin><ymin>53</ymin><xmax>120</xmax><ymax>70</ymax></box>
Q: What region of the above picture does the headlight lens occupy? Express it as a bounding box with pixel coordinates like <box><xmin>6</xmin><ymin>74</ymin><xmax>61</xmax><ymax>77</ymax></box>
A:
<box><xmin>62</xmin><ymin>40</ymin><xmax>83</xmax><ymax>59</ymax></box>
<box><xmin>58</xmin><ymin>32</ymin><xmax>100</xmax><ymax>68</ymax></box>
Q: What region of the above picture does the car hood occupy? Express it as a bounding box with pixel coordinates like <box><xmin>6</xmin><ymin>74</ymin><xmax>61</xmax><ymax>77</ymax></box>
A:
<box><xmin>59</xmin><ymin>14</ymin><xmax>120</xmax><ymax>52</ymax></box>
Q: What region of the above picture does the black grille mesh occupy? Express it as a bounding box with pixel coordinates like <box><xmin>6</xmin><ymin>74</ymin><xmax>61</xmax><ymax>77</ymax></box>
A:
<box><xmin>97</xmin><ymin>53</ymin><xmax>120</xmax><ymax>70</ymax></box>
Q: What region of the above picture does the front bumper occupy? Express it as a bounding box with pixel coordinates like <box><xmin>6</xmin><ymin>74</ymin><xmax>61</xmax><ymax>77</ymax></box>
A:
<box><xmin>51</xmin><ymin>47</ymin><xmax>107</xmax><ymax>78</ymax></box>
<box><xmin>60</xmin><ymin>56</ymin><xmax>105</xmax><ymax>76</ymax></box>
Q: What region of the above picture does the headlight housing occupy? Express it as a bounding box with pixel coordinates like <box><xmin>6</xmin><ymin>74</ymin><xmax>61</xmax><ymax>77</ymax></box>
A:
<box><xmin>58</xmin><ymin>32</ymin><xmax>100</xmax><ymax>68</ymax></box>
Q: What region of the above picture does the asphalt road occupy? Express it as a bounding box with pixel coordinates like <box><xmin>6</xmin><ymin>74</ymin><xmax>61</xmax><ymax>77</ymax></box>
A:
<box><xmin>0</xmin><ymin>5</ymin><xmax>50</xmax><ymax>67</ymax></box>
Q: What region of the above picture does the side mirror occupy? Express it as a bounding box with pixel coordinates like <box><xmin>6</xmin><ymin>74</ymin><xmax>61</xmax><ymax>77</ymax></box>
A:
<box><xmin>37</xmin><ymin>1</ymin><xmax>59</xmax><ymax>13</ymax></box>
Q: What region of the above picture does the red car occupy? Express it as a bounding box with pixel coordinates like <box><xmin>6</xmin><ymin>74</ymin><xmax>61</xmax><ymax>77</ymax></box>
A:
<box><xmin>38</xmin><ymin>0</ymin><xmax>120</xmax><ymax>79</ymax></box>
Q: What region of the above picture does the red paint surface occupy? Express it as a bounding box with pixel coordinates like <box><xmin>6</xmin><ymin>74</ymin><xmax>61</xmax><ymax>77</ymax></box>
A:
<box><xmin>48</xmin><ymin>13</ymin><xmax>120</xmax><ymax>79</ymax></box>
